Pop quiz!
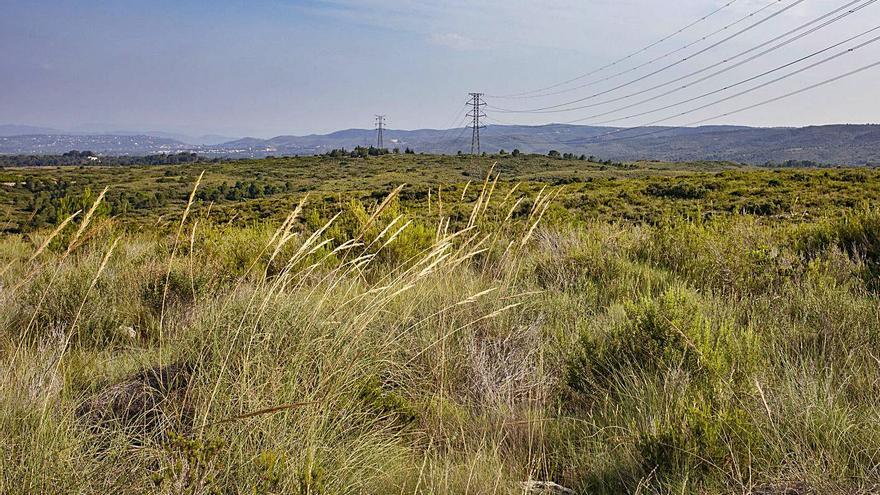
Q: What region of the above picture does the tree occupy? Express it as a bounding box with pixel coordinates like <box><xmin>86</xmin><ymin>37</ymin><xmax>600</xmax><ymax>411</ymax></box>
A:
<box><xmin>511</xmin><ymin>149</ymin><xmax>521</xmax><ymax>157</ymax></box>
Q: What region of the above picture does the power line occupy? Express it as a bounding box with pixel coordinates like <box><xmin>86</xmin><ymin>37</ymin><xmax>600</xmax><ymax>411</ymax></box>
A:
<box><xmin>433</xmin><ymin>101</ymin><xmax>471</xmax><ymax>148</ymax></box>
<box><xmin>490</xmin><ymin>0</ymin><xmax>876</xmax><ymax>116</ymax></box>
<box><xmin>487</xmin><ymin>0</ymin><xmax>807</xmax><ymax>112</ymax></box>
<box><xmin>454</xmin><ymin>125</ymin><xmax>472</xmax><ymax>153</ymax></box>
<box><xmin>483</xmin><ymin>116</ymin><xmax>562</xmax><ymax>154</ymax></box>
<box><xmin>441</xmin><ymin>112</ymin><xmax>473</xmax><ymax>154</ymax></box>
<box><xmin>562</xmin><ymin>58</ymin><xmax>880</xmax><ymax>146</ymax></box>
<box><xmin>488</xmin><ymin>0</ymin><xmax>742</xmax><ymax>98</ymax></box>
<box><xmin>567</xmin><ymin>25</ymin><xmax>880</xmax><ymax>126</ymax></box>
<box><xmin>490</xmin><ymin>0</ymin><xmax>788</xmax><ymax>100</ymax></box>
<box><xmin>433</xmin><ymin>107</ymin><xmax>474</xmax><ymax>154</ymax></box>
<box><xmin>467</xmin><ymin>93</ymin><xmax>486</xmax><ymax>155</ymax></box>
<box><xmin>483</xmin><ymin>114</ymin><xmax>518</xmax><ymax>126</ymax></box>
<box><xmin>682</xmin><ymin>60</ymin><xmax>880</xmax><ymax>127</ymax></box>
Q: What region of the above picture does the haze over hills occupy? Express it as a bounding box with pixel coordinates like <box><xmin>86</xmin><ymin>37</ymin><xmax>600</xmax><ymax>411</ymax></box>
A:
<box><xmin>0</xmin><ymin>125</ymin><xmax>63</xmax><ymax>136</ymax></box>
<box><xmin>1</xmin><ymin>123</ymin><xmax>878</xmax><ymax>165</ymax></box>
<box><xmin>0</xmin><ymin>125</ymin><xmax>235</xmax><ymax>146</ymax></box>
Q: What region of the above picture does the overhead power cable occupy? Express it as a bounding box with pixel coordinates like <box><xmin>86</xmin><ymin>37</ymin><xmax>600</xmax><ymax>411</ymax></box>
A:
<box><xmin>490</xmin><ymin>0</ymin><xmax>876</xmax><ymax>115</ymax></box>
<box><xmin>447</xmin><ymin>117</ymin><xmax>473</xmax><ymax>153</ymax></box>
<box><xmin>434</xmin><ymin>102</ymin><xmax>472</xmax><ymax>145</ymax></box>
<box><xmin>564</xmin><ymin>25</ymin><xmax>880</xmax><ymax>125</ymax></box>
<box><xmin>486</xmin><ymin>0</ymin><xmax>807</xmax><ymax>112</ymax></box>
<box><xmin>577</xmin><ymin>29</ymin><xmax>880</xmax><ymax>128</ymax></box>
<box><xmin>443</xmin><ymin>113</ymin><xmax>472</xmax><ymax>147</ymax></box>
<box><xmin>563</xmin><ymin>58</ymin><xmax>880</xmax><ymax>145</ymax></box>
<box><xmin>488</xmin><ymin>0</ymin><xmax>743</xmax><ymax>98</ymax></box>
<box><xmin>483</xmin><ymin>116</ymin><xmax>562</xmax><ymax>153</ymax></box>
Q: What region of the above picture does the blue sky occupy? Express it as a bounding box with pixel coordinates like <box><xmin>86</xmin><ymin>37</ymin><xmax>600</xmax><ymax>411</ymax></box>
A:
<box><xmin>1</xmin><ymin>0</ymin><xmax>878</xmax><ymax>137</ymax></box>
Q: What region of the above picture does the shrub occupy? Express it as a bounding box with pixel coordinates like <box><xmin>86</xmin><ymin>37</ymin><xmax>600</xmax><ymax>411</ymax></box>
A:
<box><xmin>645</xmin><ymin>182</ymin><xmax>707</xmax><ymax>200</ymax></box>
<box><xmin>567</xmin><ymin>287</ymin><xmax>759</xmax><ymax>396</ymax></box>
<box><xmin>357</xmin><ymin>375</ymin><xmax>417</xmax><ymax>425</ymax></box>
<box><xmin>795</xmin><ymin>207</ymin><xmax>880</xmax><ymax>290</ymax></box>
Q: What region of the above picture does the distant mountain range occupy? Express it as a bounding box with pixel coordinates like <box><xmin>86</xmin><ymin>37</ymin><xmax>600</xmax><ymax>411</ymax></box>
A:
<box><xmin>2</xmin><ymin>123</ymin><xmax>879</xmax><ymax>165</ymax></box>
<box><xmin>0</xmin><ymin>125</ymin><xmax>235</xmax><ymax>146</ymax></box>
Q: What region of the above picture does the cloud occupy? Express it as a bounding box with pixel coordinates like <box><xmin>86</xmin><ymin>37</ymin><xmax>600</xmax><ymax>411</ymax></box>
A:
<box><xmin>428</xmin><ymin>32</ymin><xmax>475</xmax><ymax>51</ymax></box>
<box><xmin>295</xmin><ymin>0</ymin><xmax>870</xmax><ymax>55</ymax></box>
<box><xmin>292</xmin><ymin>0</ymin><xmax>674</xmax><ymax>55</ymax></box>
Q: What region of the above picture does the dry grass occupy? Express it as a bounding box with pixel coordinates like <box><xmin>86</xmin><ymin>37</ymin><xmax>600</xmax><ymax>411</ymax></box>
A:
<box><xmin>1</xmin><ymin>170</ymin><xmax>880</xmax><ymax>494</ymax></box>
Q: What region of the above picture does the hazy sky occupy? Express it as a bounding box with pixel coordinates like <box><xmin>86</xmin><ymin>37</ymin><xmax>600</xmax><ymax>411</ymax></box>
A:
<box><xmin>1</xmin><ymin>0</ymin><xmax>878</xmax><ymax>137</ymax></box>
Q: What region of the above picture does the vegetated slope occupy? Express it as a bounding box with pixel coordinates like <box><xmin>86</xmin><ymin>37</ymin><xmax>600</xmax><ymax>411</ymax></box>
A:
<box><xmin>2</xmin><ymin>162</ymin><xmax>879</xmax><ymax>493</ymax></box>
<box><xmin>213</xmin><ymin>123</ymin><xmax>880</xmax><ymax>164</ymax></box>
<box><xmin>2</xmin><ymin>124</ymin><xmax>879</xmax><ymax>164</ymax></box>
<box><xmin>557</xmin><ymin>124</ymin><xmax>880</xmax><ymax>164</ymax></box>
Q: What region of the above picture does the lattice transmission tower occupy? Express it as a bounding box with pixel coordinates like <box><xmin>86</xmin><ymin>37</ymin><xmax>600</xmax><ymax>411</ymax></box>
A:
<box><xmin>375</xmin><ymin>115</ymin><xmax>386</xmax><ymax>148</ymax></box>
<box><xmin>467</xmin><ymin>93</ymin><xmax>486</xmax><ymax>155</ymax></box>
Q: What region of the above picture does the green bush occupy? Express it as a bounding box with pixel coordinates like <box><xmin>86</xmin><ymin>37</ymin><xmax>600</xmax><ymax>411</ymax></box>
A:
<box><xmin>645</xmin><ymin>182</ymin><xmax>707</xmax><ymax>200</ymax></box>
<box><xmin>567</xmin><ymin>287</ymin><xmax>760</xmax><ymax>396</ymax></box>
<box><xmin>794</xmin><ymin>207</ymin><xmax>880</xmax><ymax>291</ymax></box>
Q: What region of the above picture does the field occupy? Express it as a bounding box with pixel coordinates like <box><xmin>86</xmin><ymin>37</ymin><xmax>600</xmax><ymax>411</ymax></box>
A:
<box><xmin>2</xmin><ymin>154</ymin><xmax>880</xmax><ymax>494</ymax></box>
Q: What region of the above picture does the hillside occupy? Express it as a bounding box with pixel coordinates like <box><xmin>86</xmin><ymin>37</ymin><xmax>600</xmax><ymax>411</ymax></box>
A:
<box><xmin>1</xmin><ymin>124</ymin><xmax>879</xmax><ymax>165</ymax></box>
<box><xmin>0</xmin><ymin>134</ymin><xmax>191</xmax><ymax>155</ymax></box>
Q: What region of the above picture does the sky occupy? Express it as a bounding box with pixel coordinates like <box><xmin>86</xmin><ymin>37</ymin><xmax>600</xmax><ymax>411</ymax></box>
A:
<box><xmin>1</xmin><ymin>0</ymin><xmax>878</xmax><ymax>138</ymax></box>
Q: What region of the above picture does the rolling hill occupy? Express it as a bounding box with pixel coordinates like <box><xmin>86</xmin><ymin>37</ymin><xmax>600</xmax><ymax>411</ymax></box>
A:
<box><xmin>1</xmin><ymin>124</ymin><xmax>878</xmax><ymax>165</ymax></box>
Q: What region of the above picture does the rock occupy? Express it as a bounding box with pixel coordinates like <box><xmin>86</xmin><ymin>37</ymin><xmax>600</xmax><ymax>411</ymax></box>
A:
<box><xmin>76</xmin><ymin>361</ymin><xmax>194</xmax><ymax>437</ymax></box>
<box><xmin>117</xmin><ymin>325</ymin><xmax>138</xmax><ymax>340</ymax></box>
<box><xmin>521</xmin><ymin>480</ymin><xmax>576</xmax><ymax>494</ymax></box>
<box><xmin>752</xmin><ymin>482</ymin><xmax>812</xmax><ymax>495</ymax></box>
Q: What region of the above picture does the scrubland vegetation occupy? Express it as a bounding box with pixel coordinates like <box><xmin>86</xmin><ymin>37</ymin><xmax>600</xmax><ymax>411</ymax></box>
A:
<box><xmin>1</xmin><ymin>155</ymin><xmax>880</xmax><ymax>494</ymax></box>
